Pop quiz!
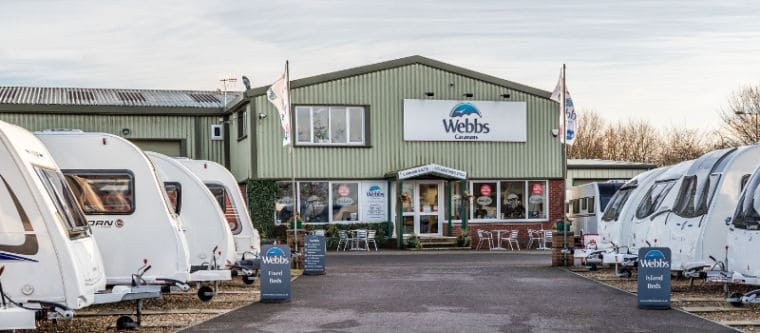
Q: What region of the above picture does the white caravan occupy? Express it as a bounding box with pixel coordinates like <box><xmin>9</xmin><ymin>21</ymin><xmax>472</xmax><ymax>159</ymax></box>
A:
<box><xmin>566</xmin><ymin>182</ymin><xmax>624</xmax><ymax>237</ymax></box>
<box><xmin>36</xmin><ymin>131</ymin><xmax>192</xmax><ymax>291</ymax></box>
<box><xmin>0</xmin><ymin>121</ymin><xmax>106</xmax><ymax>329</ymax></box>
<box><xmin>146</xmin><ymin>151</ymin><xmax>234</xmax><ymax>296</ymax></box>
<box><xmin>176</xmin><ymin>158</ymin><xmax>261</xmax><ymax>282</ymax></box>
<box><xmin>577</xmin><ymin>167</ymin><xmax>667</xmax><ymax>270</ymax></box>
<box><xmin>716</xmin><ymin>162</ymin><xmax>760</xmax><ymax>305</ymax></box>
<box><xmin>645</xmin><ymin>147</ymin><xmax>760</xmax><ymax>276</ymax></box>
<box><xmin>623</xmin><ymin>160</ymin><xmax>695</xmax><ymax>268</ymax></box>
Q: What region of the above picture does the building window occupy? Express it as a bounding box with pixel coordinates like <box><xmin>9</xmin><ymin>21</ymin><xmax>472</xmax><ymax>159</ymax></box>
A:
<box><xmin>467</xmin><ymin>180</ymin><xmax>548</xmax><ymax>221</ymax></box>
<box><xmin>332</xmin><ymin>182</ymin><xmax>359</xmax><ymax>221</ymax></box>
<box><xmin>299</xmin><ymin>182</ymin><xmax>330</xmax><ymax>223</ymax></box>
<box><xmin>295</xmin><ymin>106</ymin><xmax>365</xmax><ymax>145</ymax></box>
<box><xmin>501</xmin><ymin>181</ymin><xmax>526</xmax><ymax>219</ymax></box>
<box><xmin>237</xmin><ymin>107</ymin><xmax>248</xmax><ymax>140</ymax></box>
<box><xmin>63</xmin><ymin>172</ymin><xmax>135</xmax><ymax>215</ymax></box>
<box><xmin>275</xmin><ymin>180</ymin><xmax>388</xmax><ymax>224</ymax></box>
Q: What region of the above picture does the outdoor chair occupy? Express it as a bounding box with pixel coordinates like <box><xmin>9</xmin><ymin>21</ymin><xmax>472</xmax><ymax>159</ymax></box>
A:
<box><xmin>527</xmin><ymin>229</ymin><xmax>543</xmax><ymax>249</ymax></box>
<box><xmin>505</xmin><ymin>230</ymin><xmax>520</xmax><ymax>250</ymax></box>
<box><xmin>337</xmin><ymin>230</ymin><xmax>351</xmax><ymax>251</ymax></box>
<box><xmin>355</xmin><ymin>229</ymin><xmax>369</xmax><ymax>250</ymax></box>
<box><xmin>543</xmin><ymin>231</ymin><xmax>553</xmax><ymax>249</ymax></box>
<box><xmin>476</xmin><ymin>229</ymin><xmax>494</xmax><ymax>250</ymax></box>
<box><xmin>367</xmin><ymin>230</ymin><xmax>379</xmax><ymax>251</ymax></box>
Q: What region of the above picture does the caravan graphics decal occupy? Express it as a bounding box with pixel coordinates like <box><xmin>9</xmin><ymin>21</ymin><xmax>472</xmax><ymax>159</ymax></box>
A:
<box><xmin>403</xmin><ymin>99</ymin><xmax>527</xmax><ymax>142</ymax></box>
<box><xmin>0</xmin><ymin>175</ymin><xmax>39</xmax><ymax>261</ymax></box>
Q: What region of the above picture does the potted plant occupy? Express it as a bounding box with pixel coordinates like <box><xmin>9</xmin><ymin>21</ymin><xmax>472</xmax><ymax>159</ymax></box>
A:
<box><xmin>406</xmin><ymin>232</ymin><xmax>419</xmax><ymax>249</ymax></box>
<box><xmin>456</xmin><ymin>229</ymin><xmax>470</xmax><ymax>247</ymax></box>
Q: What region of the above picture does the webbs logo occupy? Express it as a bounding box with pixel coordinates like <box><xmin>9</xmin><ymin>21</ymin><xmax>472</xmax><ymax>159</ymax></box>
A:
<box><xmin>443</xmin><ymin>103</ymin><xmax>490</xmax><ymax>140</ymax></box>
<box><xmin>366</xmin><ymin>185</ymin><xmax>385</xmax><ymax>198</ymax></box>
<box><xmin>639</xmin><ymin>250</ymin><xmax>670</xmax><ymax>269</ymax></box>
<box><xmin>262</xmin><ymin>247</ymin><xmax>290</xmax><ymax>265</ymax></box>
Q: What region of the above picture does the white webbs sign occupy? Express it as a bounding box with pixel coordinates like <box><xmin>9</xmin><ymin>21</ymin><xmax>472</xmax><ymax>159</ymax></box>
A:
<box><xmin>403</xmin><ymin>99</ymin><xmax>527</xmax><ymax>142</ymax></box>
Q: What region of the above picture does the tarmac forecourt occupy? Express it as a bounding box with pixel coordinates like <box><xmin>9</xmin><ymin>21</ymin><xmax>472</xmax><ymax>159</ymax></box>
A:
<box><xmin>183</xmin><ymin>251</ymin><xmax>737</xmax><ymax>333</ymax></box>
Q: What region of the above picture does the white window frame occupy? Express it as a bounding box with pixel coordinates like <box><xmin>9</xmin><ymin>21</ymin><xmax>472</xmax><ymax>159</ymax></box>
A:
<box><xmin>295</xmin><ymin>106</ymin><xmax>366</xmax><ymax>146</ymax></box>
<box><xmin>467</xmin><ymin>180</ymin><xmax>550</xmax><ymax>223</ymax></box>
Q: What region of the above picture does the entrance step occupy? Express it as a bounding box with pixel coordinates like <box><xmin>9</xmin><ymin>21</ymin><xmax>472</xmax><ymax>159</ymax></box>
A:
<box><xmin>416</xmin><ymin>236</ymin><xmax>461</xmax><ymax>250</ymax></box>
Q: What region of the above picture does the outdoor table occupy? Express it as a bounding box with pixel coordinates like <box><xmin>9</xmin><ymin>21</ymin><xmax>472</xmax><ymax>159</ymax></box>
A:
<box><xmin>492</xmin><ymin>230</ymin><xmax>509</xmax><ymax>251</ymax></box>
<box><xmin>350</xmin><ymin>230</ymin><xmax>368</xmax><ymax>251</ymax></box>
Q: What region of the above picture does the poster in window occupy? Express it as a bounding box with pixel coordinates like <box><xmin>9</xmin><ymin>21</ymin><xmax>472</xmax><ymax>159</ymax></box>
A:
<box><xmin>361</xmin><ymin>182</ymin><xmax>387</xmax><ymax>222</ymax></box>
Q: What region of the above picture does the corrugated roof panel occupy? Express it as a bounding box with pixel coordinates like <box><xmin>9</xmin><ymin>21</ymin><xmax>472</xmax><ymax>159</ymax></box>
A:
<box><xmin>0</xmin><ymin>86</ymin><xmax>240</xmax><ymax>109</ymax></box>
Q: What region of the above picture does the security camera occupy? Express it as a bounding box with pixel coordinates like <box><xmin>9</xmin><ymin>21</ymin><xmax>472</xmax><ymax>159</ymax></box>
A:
<box><xmin>551</xmin><ymin>129</ymin><xmax>559</xmax><ymax>137</ymax></box>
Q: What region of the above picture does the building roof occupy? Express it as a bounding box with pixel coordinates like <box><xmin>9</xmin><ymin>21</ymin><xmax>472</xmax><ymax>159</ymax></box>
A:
<box><xmin>568</xmin><ymin>159</ymin><xmax>657</xmax><ymax>170</ymax></box>
<box><xmin>0</xmin><ymin>86</ymin><xmax>241</xmax><ymax>115</ymax></box>
<box><xmin>246</xmin><ymin>55</ymin><xmax>553</xmax><ymax>99</ymax></box>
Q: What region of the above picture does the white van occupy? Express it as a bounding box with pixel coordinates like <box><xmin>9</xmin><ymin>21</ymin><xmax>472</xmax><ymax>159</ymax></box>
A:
<box><xmin>566</xmin><ymin>182</ymin><xmax>623</xmax><ymax>237</ymax></box>
<box><xmin>36</xmin><ymin>131</ymin><xmax>192</xmax><ymax>290</ymax></box>
<box><xmin>176</xmin><ymin>158</ymin><xmax>261</xmax><ymax>282</ymax></box>
<box><xmin>0</xmin><ymin>121</ymin><xmax>105</xmax><ymax>329</ymax></box>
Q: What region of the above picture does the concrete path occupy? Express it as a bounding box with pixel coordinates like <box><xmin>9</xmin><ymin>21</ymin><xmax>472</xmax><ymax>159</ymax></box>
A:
<box><xmin>183</xmin><ymin>251</ymin><xmax>737</xmax><ymax>333</ymax></box>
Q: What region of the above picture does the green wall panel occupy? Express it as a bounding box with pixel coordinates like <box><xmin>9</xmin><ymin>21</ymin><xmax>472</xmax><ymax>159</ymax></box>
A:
<box><xmin>251</xmin><ymin>63</ymin><xmax>562</xmax><ymax>180</ymax></box>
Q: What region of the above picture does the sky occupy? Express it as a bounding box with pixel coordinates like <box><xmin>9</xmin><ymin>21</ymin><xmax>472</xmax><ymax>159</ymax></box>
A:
<box><xmin>2</xmin><ymin>0</ymin><xmax>759</xmax><ymax>130</ymax></box>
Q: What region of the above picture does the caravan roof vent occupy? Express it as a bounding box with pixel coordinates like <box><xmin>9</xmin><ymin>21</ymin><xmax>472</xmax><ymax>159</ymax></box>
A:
<box><xmin>116</xmin><ymin>91</ymin><xmax>146</xmax><ymax>103</ymax></box>
<box><xmin>188</xmin><ymin>93</ymin><xmax>220</xmax><ymax>103</ymax></box>
<box><xmin>67</xmin><ymin>90</ymin><xmax>96</xmax><ymax>103</ymax></box>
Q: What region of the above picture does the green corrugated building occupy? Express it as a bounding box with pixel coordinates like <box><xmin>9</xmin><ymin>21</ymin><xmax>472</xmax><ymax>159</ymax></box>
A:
<box><xmin>1</xmin><ymin>55</ymin><xmax>568</xmax><ymax>246</ymax></box>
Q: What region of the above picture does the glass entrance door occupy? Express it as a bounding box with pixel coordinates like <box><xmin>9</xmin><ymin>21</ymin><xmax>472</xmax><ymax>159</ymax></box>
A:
<box><xmin>400</xmin><ymin>181</ymin><xmax>443</xmax><ymax>237</ymax></box>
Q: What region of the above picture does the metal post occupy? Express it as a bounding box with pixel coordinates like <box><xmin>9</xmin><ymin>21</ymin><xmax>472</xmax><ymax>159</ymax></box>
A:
<box><xmin>387</xmin><ymin>179</ymin><xmax>393</xmax><ymax>239</ymax></box>
<box><xmin>561</xmin><ymin>64</ymin><xmax>569</xmax><ymax>266</ymax></box>
<box><xmin>446</xmin><ymin>180</ymin><xmax>452</xmax><ymax>236</ymax></box>
<box><xmin>397</xmin><ymin>180</ymin><xmax>404</xmax><ymax>248</ymax></box>
<box><xmin>460</xmin><ymin>179</ymin><xmax>468</xmax><ymax>232</ymax></box>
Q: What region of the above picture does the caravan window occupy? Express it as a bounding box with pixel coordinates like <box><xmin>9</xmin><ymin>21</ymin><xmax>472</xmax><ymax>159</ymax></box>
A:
<box><xmin>588</xmin><ymin>196</ymin><xmax>595</xmax><ymax>214</ymax></box>
<box><xmin>734</xmin><ymin>174</ymin><xmax>760</xmax><ymax>230</ymax></box>
<box><xmin>34</xmin><ymin>167</ymin><xmax>89</xmax><ymax>238</ymax></box>
<box><xmin>636</xmin><ymin>181</ymin><xmax>676</xmax><ymax>219</ymax></box>
<box><xmin>63</xmin><ymin>172</ymin><xmax>134</xmax><ymax>214</ymax></box>
<box><xmin>673</xmin><ymin>175</ymin><xmax>717</xmax><ymax>218</ymax></box>
<box><xmin>164</xmin><ymin>182</ymin><xmax>181</xmax><ymax>214</ymax></box>
<box><xmin>598</xmin><ymin>183</ymin><xmax>620</xmax><ymax>211</ymax></box>
<box><xmin>0</xmin><ymin>175</ymin><xmax>30</xmax><ymax>245</ymax></box>
<box><xmin>206</xmin><ymin>184</ymin><xmax>243</xmax><ymax>235</ymax></box>
<box><xmin>600</xmin><ymin>188</ymin><xmax>632</xmax><ymax>222</ymax></box>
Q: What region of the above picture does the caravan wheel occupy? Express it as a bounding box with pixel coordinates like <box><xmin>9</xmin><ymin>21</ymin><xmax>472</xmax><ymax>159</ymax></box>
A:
<box><xmin>116</xmin><ymin>316</ymin><xmax>138</xmax><ymax>330</ymax></box>
<box><xmin>198</xmin><ymin>286</ymin><xmax>215</xmax><ymax>302</ymax></box>
<box><xmin>243</xmin><ymin>275</ymin><xmax>256</xmax><ymax>285</ymax></box>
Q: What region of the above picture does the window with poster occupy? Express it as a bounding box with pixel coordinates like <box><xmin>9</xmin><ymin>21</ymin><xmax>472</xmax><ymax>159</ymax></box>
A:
<box><xmin>274</xmin><ymin>180</ymin><xmax>388</xmax><ymax>224</ymax></box>
<box><xmin>467</xmin><ymin>180</ymin><xmax>548</xmax><ymax>221</ymax></box>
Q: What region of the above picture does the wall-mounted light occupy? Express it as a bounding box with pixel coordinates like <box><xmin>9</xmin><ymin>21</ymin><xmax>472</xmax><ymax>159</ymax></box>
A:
<box><xmin>424</xmin><ymin>92</ymin><xmax>435</xmax><ymax>97</ymax></box>
<box><xmin>463</xmin><ymin>93</ymin><xmax>474</xmax><ymax>98</ymax></box>
<box><xmin>258</xmin><ymin>113</ymin><xmax>268</xmax><ymax>120</ymax></box>
<box><xmin>501</xmin><ymin>93</ymin><xmax>511</xmax><ymax>99</ymax></box>
<box><xmin>121</xmin><ymin>128</ymin><xmax>131</xmax><ymax>136</ymax></box>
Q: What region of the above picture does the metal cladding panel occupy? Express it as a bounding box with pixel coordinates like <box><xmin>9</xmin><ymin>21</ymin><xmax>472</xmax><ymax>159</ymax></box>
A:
<box><xmin>0</xmin><ymin>113</ymin><xmax>223</xmax><ymax>164</ymax></box>
<box><xmin>229</xmin><ymin>110</ymin><xmax>253</xmax><ymax>181</ymax></box>
<box><xmin>0</xmin><ymin>86</ymin><xmax>239</xmax><ymax>108</ymax></box>
<box><xmin>254</xmin><ymin>64</ymin><xmax>562</xmax><ymax>179</ymax></box>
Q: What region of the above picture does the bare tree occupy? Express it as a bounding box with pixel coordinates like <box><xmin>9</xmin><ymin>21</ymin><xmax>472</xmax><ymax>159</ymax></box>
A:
<box><xmin>659</xmin><ymin>127</ymin><xmax>709</xmax><ymax>166</ymax></box>
<box><xmin>719</xmin><ymin>84</ymin><xmax>760</xmax><ymax>146</ymax></box>
<box><xmin>567</xmin><ymin>110</ymin><xmax>606</xmax><ymax>159</ymax></box>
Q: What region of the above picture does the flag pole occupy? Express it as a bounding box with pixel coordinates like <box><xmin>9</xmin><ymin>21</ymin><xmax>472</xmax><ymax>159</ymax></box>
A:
<box><xmin>561</xmin><ymin>63</ymin><xmax>569</xmax><ymax>265</ymax></box>
<box><xmin>286</xmin><ymin>61</ymin><xmax>299</xmax><ymax>259</ymax></box>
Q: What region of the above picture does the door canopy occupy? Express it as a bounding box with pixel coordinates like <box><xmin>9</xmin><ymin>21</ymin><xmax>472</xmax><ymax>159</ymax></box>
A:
<box><xmin>393</xmin><ymin>163</ymin><xmax>466</xmax><ymax>180</ymax></box>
